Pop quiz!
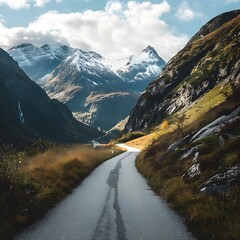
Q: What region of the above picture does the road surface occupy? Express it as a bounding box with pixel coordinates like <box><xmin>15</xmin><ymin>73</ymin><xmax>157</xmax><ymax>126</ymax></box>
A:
<box><xmin>16</xmin><ymin>144</ymin><xmax>195</xmax><ymax>240</ymax></box>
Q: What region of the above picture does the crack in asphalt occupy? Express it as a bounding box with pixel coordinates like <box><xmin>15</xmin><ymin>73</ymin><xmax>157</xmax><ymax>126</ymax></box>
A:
<box><xmin>92</xmin><ymin>153</ymin><xmax>131</xmax><ymax>240</ymax></box>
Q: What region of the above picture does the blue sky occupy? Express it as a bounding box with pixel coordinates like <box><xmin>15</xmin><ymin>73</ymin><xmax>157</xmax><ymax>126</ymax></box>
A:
<box><xmin>0</xmin><ymin>0</ymin><xmax>239</xmax><ymax>61</ymax></box>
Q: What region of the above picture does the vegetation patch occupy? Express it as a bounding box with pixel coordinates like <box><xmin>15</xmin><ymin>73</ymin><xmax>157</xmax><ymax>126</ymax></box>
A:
<box><xmin>134</xmin><ymin>101</ymin><xmax>240</xmax><ymax>240</ymax></box>
<box><xmin>117</xmin><ymin>131</ymin><xmax>146</xmax><ymax>143</ymax></box>
<box><xmin>0</xmin><ymin>142</ymin><xmax>124</xmax><ymax>239</ymax></box>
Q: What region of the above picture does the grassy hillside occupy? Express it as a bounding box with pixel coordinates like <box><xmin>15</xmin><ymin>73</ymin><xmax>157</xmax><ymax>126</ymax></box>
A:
<box><xmin>127</xmin><ymin>85</ymin><xmax>240</xmax><ymax>239</ymax></box>
<box><xmin>126</xmin><ymin>10</ymin><xmax>240</xmax><ymax>132</ymax></box>
<box><xmin>0</xmin><ymin>142</ymin><xmax>124</xmax><ymax>240</ymax></box>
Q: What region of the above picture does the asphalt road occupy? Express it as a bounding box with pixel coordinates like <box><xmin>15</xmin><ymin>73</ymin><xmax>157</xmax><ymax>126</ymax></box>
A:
<box><xmin>16</xmin><ymin>144</ymin><xmax>195</xmax><ymax>240</ymax></box>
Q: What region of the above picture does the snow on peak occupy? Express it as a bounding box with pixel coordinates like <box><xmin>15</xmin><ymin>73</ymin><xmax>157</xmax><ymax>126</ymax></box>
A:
<box><xmin>66</xmin><ymin>49</ymin><xmax>112</xmax><ymax>76</ymax></box>
<box><xmin>142</xmin><ymin>45</ymin><xmax>156</xmax><ymax>53</ymax></box>
<box><xmin>8</xmin><ymin>43</ymin><xmax>73</xmax><ymax>70</ymax></box>
<box><xmin>8</xmin><ymin>43</ymin><xmax>34</xmax><ymax>51</ymax></box>
<box><xmin>141</xmin><ymin>45</ymin><xmax>162</xmax><ymax>60</ymax></box>
<box><xmin>8</xmin><ymin>43</ymin><xmax>166</xmax><ymax>91</ymax></box>
<box><xmin>102</xmin><ymin>45</ymin><xmax>166</xmax><ymax>78</ymax></box>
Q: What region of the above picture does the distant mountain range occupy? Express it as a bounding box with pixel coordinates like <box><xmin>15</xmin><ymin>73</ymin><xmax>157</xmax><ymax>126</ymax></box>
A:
<box><xmin>8</xmin><ymin>44</ymin><xmax>166</xmax><ymax>131</ymax></box>
<box><xmin>0</xmin><ymin>48</ymin><xmax>102</xmax><ymax>143</ymax></box>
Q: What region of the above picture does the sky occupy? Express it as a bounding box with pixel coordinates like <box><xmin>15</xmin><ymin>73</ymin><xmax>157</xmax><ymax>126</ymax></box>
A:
<box><xmin>0</xmin><ymin>0</ymin><xmax>239</xmax><ymax>61</ymax></box>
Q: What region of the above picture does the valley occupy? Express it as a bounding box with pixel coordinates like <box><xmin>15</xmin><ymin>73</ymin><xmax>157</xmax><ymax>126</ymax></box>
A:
<box><xmin>8</xmin><ymin>44</ymin><xmax>165</xmax><ymax>131</ymax></box>
<box><xmin>0</xmin><ymin>6</ymin><xmax>239</xmax><ymax>240</ymax></box>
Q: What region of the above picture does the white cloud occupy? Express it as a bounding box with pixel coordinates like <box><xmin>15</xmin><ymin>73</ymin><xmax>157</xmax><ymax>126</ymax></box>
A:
<box><xmin>0</xmin><ymin>0</ymin><xmax>53</xmax><ymax>9</ymax></box>
<box><xmin>0</xmin><ymin>14</ymin><xmax>4</xmax><ymax>22</ymax></box>
<box><xmin>34</xmin><ymin>0</ymin><xmax>50</xmax><ymax>7</ymax></box>
<box><xmin>0</xmin><ymin>0</ymin><xmax>30</xmax><ymax>9</ymax></box>
<box><xmin>175</xmin><ymin>1</ymin><xmax>203</xmax><ymax>22</ymax></box>
<box><xmin>225</xmin><ymin>0</ymin><xmax>240</xmax><ymax>3</ymax></box>
<box><xmin>0</xmin><ymin>1</ymin><xmax>189</xmax><ymax>61</ymax></box>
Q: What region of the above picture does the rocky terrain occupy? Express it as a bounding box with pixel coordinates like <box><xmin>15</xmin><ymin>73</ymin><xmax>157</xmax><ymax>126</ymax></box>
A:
<box><xmin>126</xmin><ymin>10</ymin><xmax>240</xmax><ymax>131</ymax></box>
<box><xmin>126</xmin><ymin>10</ymin><xmax>240</xmax><ymax>240</ymax></box>
<box><xmin>0</xmin><ymin>48</ymin><xmax>101</xmax><ymax>143</ymax></box>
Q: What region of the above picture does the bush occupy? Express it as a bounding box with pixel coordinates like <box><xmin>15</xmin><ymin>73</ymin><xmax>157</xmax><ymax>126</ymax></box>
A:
<box><xmin>117</xmin><ymin>131</ymin><xmax>146</xmax><ymax>143</ymax></box>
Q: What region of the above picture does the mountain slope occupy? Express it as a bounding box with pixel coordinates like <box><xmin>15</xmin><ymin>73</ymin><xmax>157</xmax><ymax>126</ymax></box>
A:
<box><xmin>43</xmin><ymin>46</ymin><xmax>165</xmax><ymax>131</ymax></box>
<box><xmin>104</xmin><ymin>45</ymin><xmax>166</xmax><ymax>92</ymax></box>
<box><xmin>124</xmin><ymin>10</ymin><xmax>240</xmax><ymax>240</ymax></box>
<box><xmin>0</xmin><ymin>48</ymin><xmax>101</xmax><ymax>143</ymax></box>
<box><xmin>8</xmin><ymin>44</ymin><xmax>165</xmax><ymax>131</ymax></box>
<box><xmin>126</xmin><ymin>10</ymin><xmax>240</xmax><ymax>131</ymax></box>
<box><xmin>8</xmin><ymin>43</ymin><xmax>73</xmax><ymax>84</ymax></box>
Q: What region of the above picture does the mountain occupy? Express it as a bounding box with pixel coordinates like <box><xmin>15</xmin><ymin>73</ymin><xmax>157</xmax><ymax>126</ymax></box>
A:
<box><xmin>43</xmin><ymin>49</ymin><xmax>140</xmax><ymax>131</ymax></box>
<box><xmin>8</xmin><ymin>43</ymin><xmax>73</xmax><ymax>85</ymax></box>
<box><xmin>8</xmin><ymin>44</ymin><xmax>165</xmax><ymax>131</ymax></box>
<box><xmin>126</xmin><ymin>10</ymin><xmax>240</xmax><ymax>132</ymax></box>
<box><xmin>104</xmin><ymin>45</ymin><xmax>166</xmax><ymax>92</ymax></box>
<box><xmin>0</xmin><ymin>48</ymin><xmax>102</xmax><ymax>143</ymax></box>
<box><xmin>124</xmin><ymin>11</ymin><xmax>240</xmax><ymax>240</ymax></box>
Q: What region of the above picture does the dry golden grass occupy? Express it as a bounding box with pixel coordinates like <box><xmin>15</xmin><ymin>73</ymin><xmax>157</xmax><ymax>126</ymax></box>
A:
<box><xmin>24</xmin><ymin>144</ymin><xmax>124</xmax><ymax>171</ymax></box>
<box><xmin>22</xmin><ymin>144</ymin><xmax>124</xmax><ymax>191</ymax></box>
<box><xmin>24</xmin><ymin>145</ymin><xmax>97</xmax><ymax>172</ymax></box>
<box><xmin>0</xmin><ymin>144</ymin><xmax>125</xmax><ymax>239</ymax></box>
<box><xmin>126</xmin><ymin>133</ymin><xmax>156</xmax><ymax>150</ymax></box>
<box><xmin>127</xmin><ymin>80</ymin><xmax>233</xmax><ymax>151</ymax></box>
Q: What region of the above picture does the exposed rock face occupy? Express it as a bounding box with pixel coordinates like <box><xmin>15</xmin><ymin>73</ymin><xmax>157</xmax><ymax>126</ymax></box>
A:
<box><xmin>126</xmin><ymin>10</ymin><xmax>240</xmax><ymax>132</ymax></box>
<box><xmin>167</xmin><ymin>106</ymin><xmax>240</xmax><ymax>192</ymax></box>
<box><xmin>0</xmin><ymin>48</ymin><xmax>101</xmax><ymax>143</ymax></box>
<box><xmin>191</xmin><ymin>106</ymin><xmax>240</xmax><ymax>142</ymax></box>
<box><xmin>72</xmin><ymin>92</ymin><xmax>138</xmax><ymax>131</ymax></box>
<box><xmin>199</xmin><ymin>163</ymin><xmax>240</xmax><ymax>193</ymax></box>
<box><xmin>8</xmin><ymin>45</ymin><xmax>165</xmax><ymax>131</ymax></box>
<box><xmin>42</xmin><ymin>49</ymin><xmax>141</xmax><ymax>131</ymax></box>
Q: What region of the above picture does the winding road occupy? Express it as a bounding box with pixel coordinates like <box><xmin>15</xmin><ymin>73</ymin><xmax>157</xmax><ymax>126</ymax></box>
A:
<box><xmin>16</xmin><ymin>144</ymin><xmax>195</xmax><ymax>240</ymax></box>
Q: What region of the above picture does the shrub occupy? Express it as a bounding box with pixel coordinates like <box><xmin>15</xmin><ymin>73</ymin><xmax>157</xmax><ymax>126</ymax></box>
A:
<box><xmin>117</xmin><ymin>131</ymin><xmax>146</xmax><ymax>143</ymax></box>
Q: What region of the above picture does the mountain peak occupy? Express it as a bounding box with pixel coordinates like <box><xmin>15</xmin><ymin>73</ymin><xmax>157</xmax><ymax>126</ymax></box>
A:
<box><xmin>143</xmin><ymin>45</ymin><xmax>155</xmax><ymax>52</ymax></box>
<box><xmin>141</xmin><ymin>45</ymin><xmax>164</xmax><ymax>61</ymax></box>
<box><xmin>8</xmin><ymin>43</ymin><xmax>35</xmax><ymax>51</ymax></box>
<box><xmin>125</xmin><ymin>10</ymin><xmax>240</xmax><ymax>132</ymax></box>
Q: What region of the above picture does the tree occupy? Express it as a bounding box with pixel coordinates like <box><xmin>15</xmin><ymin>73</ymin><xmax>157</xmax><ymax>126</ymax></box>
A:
<box><xmin>160</xmin><ymin>120</ymin><xmax>169</xmax><ymax>132</ymax></box>
<box><xmin>221</xmin><ymin>81</ymin><xmax>240</xmax><ymax>102</ymax></box>
<box><xmin>170</xmin><ymin>113</ymin><xmax>188</xmax><ymax>138</ymax></box>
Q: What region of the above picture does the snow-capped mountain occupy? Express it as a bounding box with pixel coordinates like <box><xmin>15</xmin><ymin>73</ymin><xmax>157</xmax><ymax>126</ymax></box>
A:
<box><xmin>8</xmin><ymin>44</ymin><xmax>166</xmax><ymax>131</ymax></box>
<box><xmin>8</xmin><ymin>43</ymin><xmax>73</xmax><ymax>84</ymax></box>
<box><xmin>104</xmin><ymin>45</ymin><xmax>166</xmax><ymax>92</ymax></box>
<box><xmin>43</xmin><ymin>49</ymin><xmax>139</xmax><ymax>131</ymax></box>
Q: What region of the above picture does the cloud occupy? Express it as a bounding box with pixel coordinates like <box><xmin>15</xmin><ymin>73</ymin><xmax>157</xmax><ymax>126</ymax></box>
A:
<box><xmin>0</xmin><ymin>0</ymin><xmax>30</xmax><ymax>9</ymax></box>
<box><xmin>34</xmin><ymin>0</ymin><xmax>49</xmax><ymax>7</ymax></box>
<box><xmin>0</xmin><ymin>1</ymin><xmax>189</xmax><ymax>61</ymax></box>
<box><xmin>225</xmin><ymin>0</ymin><xmax>240</xmax><ymax>2</ymax></box>
<box><xmin>175</xmin><ymin>1</ymin><xmax>203</xmax><ymax>22</ymax></box>
<box><xmin>0</xmin><ymin>0</ymin><xmax>53</xmax><ymax>9</ymax></box>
